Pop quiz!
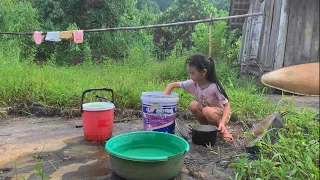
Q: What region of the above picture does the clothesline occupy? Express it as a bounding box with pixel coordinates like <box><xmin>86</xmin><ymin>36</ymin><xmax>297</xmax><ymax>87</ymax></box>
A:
<box><xmin>0</xmin><ymin>13</ymin><xmax>263</xmax><ymax>35</ymax></box>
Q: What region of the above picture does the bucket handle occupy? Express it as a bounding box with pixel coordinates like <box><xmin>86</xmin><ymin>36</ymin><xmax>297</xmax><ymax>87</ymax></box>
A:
<box><xmin>81</xmin><ymin>88</ymin><xmax>114</xmax><ymax>113</ymax></box>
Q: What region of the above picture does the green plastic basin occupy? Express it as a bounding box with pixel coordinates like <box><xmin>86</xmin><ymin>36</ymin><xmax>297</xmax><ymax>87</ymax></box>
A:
<box><xmin>105</xmin><ymin>131</ymin><xmax>190</xmax><ymax>180</ymax></box>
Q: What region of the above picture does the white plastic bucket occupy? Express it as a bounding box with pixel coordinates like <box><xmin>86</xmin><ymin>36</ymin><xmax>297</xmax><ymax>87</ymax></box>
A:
<box><xmin>141</xmin><ymin>92</ymin><xmax>179</xmax><ymax>134</ymax></box>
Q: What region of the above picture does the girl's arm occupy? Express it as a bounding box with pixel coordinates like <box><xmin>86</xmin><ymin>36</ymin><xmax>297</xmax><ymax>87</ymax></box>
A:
<box><xmin>221</xmin><ymin>102</ymin><xmax>231</xmax><ymax>125</ymax></box>
<box><xmin>164</xmin><ymin>82</ymin><xmax>180</xmax><ymax>95</ymax></box>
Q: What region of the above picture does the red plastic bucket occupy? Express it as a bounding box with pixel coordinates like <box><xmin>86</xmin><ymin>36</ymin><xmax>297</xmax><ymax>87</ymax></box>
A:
<box><xmin>82</xmin><ymin>102</ymin><xmax>115</xmax><ymax>141</ymax></box>
<box><xmin>81</xmin><ymin>88</ymin><xmax>115</xmax><ymax>141</ymax></box>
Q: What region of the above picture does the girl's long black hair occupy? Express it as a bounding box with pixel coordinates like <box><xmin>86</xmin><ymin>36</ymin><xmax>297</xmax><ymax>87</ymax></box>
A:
<box><xmin>186</xmin><ymin>53</ymin><xmax>229</xmax><ymax>100</ymax></box>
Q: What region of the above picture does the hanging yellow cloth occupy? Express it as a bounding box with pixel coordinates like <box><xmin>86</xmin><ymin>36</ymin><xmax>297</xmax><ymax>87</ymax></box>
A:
<box><xmin>59</xmin><ymin>31</ymin><xmax>73</xmax><ymax>40</ymax></box>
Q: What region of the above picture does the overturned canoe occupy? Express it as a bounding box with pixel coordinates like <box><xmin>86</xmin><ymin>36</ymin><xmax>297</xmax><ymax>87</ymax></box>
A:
<box><xmin>261</xmin><ymin>63</ymin><xmax>319</xmax><ymax>96</ymax></box>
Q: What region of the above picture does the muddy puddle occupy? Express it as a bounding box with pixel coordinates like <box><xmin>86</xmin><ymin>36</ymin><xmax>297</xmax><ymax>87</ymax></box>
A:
<box><xmin>1</xmin><ymin>136</ymin><xmax>242</xmax><ymax>180</ymax></box>
<box><xmin>0</xmin><ymin>134</ymin><xmax>191</xmax><ymax>180</ymax></box>
<box><xmin>1</xmin><ymin>136</ymin><xmax>120</xmax><ymax>180</ymax></box>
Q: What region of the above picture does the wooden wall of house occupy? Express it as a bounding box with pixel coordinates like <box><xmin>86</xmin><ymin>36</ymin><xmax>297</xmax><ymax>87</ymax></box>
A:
<box><xmin>283</xmin><ymin>0</ymin><xmax>319</xmax><ymax>67</ymax></box>
<box><xmin>228</xmin><ymin>0</ymin><xmax>251</xmax><ymax>30</ymax></box>
<box><xmin>239</xmin><ymin>0</ymin><xmax>319</xmax><ymax>75</ymax></box>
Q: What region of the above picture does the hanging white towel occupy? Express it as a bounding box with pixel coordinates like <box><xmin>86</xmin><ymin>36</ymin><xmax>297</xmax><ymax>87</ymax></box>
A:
<box><xmin>45</xmin><ymin>31</ymin><xmax>61</xmax><ymax>42</ymax></box>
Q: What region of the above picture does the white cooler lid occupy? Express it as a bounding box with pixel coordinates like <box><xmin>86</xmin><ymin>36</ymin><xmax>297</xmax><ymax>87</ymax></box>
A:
<box><xmin>82</xmin><ymin>102</ymin><xmax>115</xmax><ymax>111</ymax></box>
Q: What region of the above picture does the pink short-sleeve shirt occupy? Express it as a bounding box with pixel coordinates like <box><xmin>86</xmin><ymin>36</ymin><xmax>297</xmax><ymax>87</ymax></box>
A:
<box><xmin>179</xmin><ymin>79</ymin><xmax>228</xmax><ymax>108</ymax></box>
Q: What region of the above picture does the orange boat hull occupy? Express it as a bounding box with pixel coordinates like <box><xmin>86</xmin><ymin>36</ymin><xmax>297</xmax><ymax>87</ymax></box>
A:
<box><xmin>261</xmin><ymin>63</ymin><xmax>320</xmax><ymax>96</ymax></box>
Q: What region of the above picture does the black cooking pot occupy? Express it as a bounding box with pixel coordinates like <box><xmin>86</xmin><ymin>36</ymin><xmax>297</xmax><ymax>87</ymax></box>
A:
<box><xmin>189</xmin><ymin>125</ymin><xmax>218</xmax><ymax>146</ymax></box>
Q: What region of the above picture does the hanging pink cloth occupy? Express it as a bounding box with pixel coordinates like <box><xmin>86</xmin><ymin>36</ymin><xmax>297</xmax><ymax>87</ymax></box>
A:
<box><xmin>33</xmin><ymin>31</ymin><xmax>45</xmax><ymax>45</ymax></box>
<box><xmin>73</xmin><ymin>30</ymin><xmax>84</xmax><ymax>44</ymax></box>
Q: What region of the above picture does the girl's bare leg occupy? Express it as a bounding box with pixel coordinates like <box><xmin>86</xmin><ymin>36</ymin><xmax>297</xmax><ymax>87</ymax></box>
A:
<box><xmin>189</xmin><ymin>101</ymin><xmax>207</xmax><ymax>124</ymax></box>
<box><xmin>202</xmin><ymin>107</ymin><xmax>233</xmax><ymax>142</ymax></box>
<box><xmin>201</xmin><ymin>107</ymin><xmax>221</xmax><ymax>127</ymax></box>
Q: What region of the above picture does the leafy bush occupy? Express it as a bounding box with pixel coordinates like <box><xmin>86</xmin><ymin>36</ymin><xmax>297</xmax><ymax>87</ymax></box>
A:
<box><xmin>0</xmin><ymin>0</ymin><xmax>40</xmax><ymax>62</ymax></box>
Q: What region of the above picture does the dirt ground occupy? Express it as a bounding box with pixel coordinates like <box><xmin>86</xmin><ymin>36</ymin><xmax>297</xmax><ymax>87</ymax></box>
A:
<box><xmin>0</xmin><ymin>95</ymin><xmax>318</xmax><ymax>180</ymax></box>
<box><xmin>0</xmin><ymin>116</ymin><xmax>247</xmax><ymax>180</ymax></box>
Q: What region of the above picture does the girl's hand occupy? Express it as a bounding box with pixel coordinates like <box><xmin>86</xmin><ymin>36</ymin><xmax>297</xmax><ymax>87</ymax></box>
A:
<box><xmin>164</xmin><ymin>82</ymin><xmax>180</xmax><ymax>95</ymax></box>
<box><xmin>218</xmin><ymin>121</ymin><xmax>233</xmax><ymax>142</ymax></box>
<box><xmin>218</xmin><ymin>122</ymin><xmax>226</xmax><ymax>132</ymax></box>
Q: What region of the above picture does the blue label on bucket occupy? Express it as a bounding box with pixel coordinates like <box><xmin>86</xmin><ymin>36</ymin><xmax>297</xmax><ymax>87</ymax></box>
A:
<box><xmin>142</xmin><ymin>104</ymin><xmax>176</xmax><ymax>114</ymax></box>
<box><xmin>142</xmin><ymin>104</ymin><xmax>176</xmax><ymax>134</ymax></box>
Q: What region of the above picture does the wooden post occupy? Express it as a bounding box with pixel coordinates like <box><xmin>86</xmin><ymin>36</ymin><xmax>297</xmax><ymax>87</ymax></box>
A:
<box><xmin>209</xmin><ymin>12</ymin><xmax>213</xmax><ymax>58</ymax></box>
<box><xmin>274</xmin><ymin>0</ymin><xmax>289</xmax><ymax>69</ymax></box>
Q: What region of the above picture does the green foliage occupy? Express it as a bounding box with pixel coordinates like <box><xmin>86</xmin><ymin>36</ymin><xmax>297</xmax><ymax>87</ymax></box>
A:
<box><xmin>0</xmin><ymin>0</ymin><xmax>40</xmax><ymax>62</ymax></box>
<box><xmin>137</xmin><ymin>0</ymin><xmax>161</xmax><ymax>14</ymax></box>
<box><xmin>191</xmin><ymin>9</ymin><xmax>240</xmax><ymax>62</ymax></box>
<box><xmin>154</xmin><ymin>0</ymin><xmax>216</xmax><ymax>58</ymax></box>
<box><xmin>33</xmin><ymin>0</ymin><xmax>127</xmax><ymax>30</ymax></box>
<box><xmin>30</xmin><ymin>0</ymin><xmax>159</xmax><ymax>64</ymax></box>
<box><xmin>0</xmin><ymin>45</ymin><xmax>187</xmax><ymax>109</ymax></box>
<box><xmin>230</xmin><ymin>109</ymin><xmax>319</xmax><ymax>179</ymax></box>
<box><xmin>212</xmin><ymin>0</ymin><xmax>231</xmax><ymax>12</ymax></box>
<box><xmin>35</xmin><ymin>159</ymin><xmax>47</xmax><ymax>180</ymax></box>
<box><xmin>153</xmin><ymin>0</ymin><xmax>174</xmax><ymax>11</ymax></box>
<box><xmin>0</xmin><ymin>0</ymin><xmax>235</xmax><ymax>64</ymax></box>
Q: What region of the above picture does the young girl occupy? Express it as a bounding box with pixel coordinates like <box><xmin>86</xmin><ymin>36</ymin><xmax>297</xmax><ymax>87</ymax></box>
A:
<box><xmin>164</xmin><ymin>53</ymin><xmax>233</xmax><ymax>142</ymax></box>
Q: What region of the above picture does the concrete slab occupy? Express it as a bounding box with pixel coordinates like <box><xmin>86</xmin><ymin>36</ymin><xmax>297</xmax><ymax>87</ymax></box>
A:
<box><xmin>265</xmin><ymin>94</ymin><xmax>319</xmax><ymax>110</ymax></box>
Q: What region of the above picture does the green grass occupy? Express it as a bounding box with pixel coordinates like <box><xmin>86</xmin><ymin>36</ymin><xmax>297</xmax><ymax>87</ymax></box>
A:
<box><xmin>0</xmin><ymin>48</ymin><xmax>191</xmax><ymax>109</ymax></box>
<box><xmin>231</xmin><ymin>108</ymin><xmax>319</xmax><ymax>180</ymax></box>
<box><xmin>0</xmin><ymin>48</ymin><xmax>318</xmax><ymax>179</ymax></box>
<box><xmin>0</xmin><ymin>48</ymin><xmax>276</xmax><ymax>121</ymax></box>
